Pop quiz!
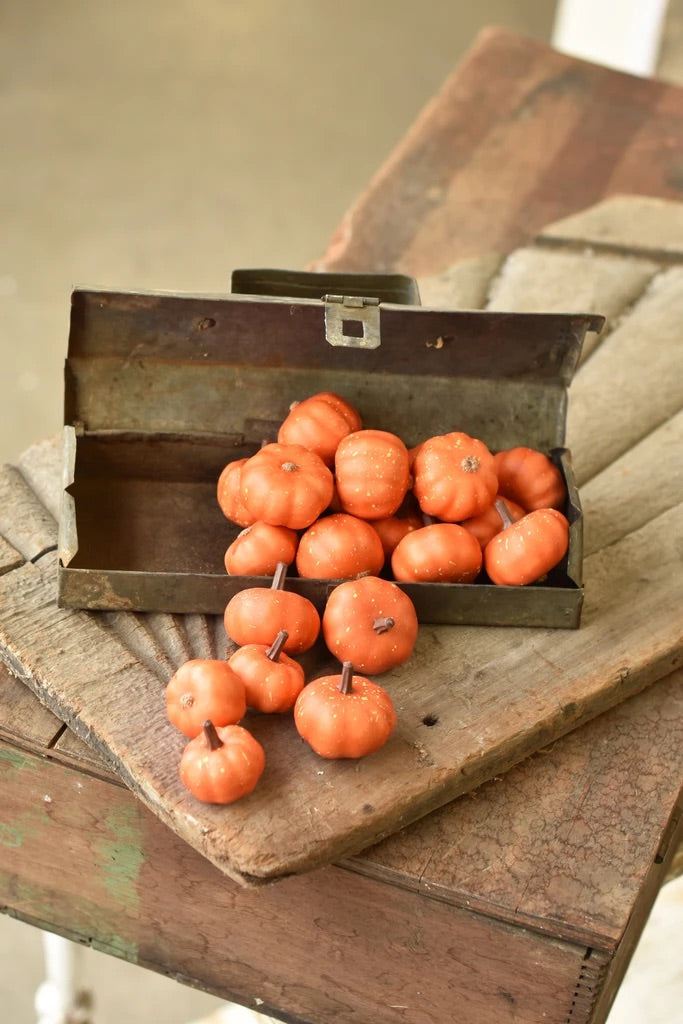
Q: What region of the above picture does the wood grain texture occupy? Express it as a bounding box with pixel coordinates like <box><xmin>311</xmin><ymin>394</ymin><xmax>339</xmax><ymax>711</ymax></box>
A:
<box><xmin>0</xmin><ymin>487</ymin><xmax>680</xmax><ymax>885</ymax></box>
<box><xmin>317</xmin><ymin>28</ymin><xmax>683</xmax><ymax>276</ymax></box>
<box><xmin>0</xmin><ymin>742</ymin><xmax>606</xmax><ymax>1024</ymax></box>
<box><xmin>1</xmin><ymin>199</ymin><xmax>682</xmax><ymax>886</ymax></box>
<box><xmin>350</xmin><ymin>668</ymin><xmax>683</xmax><ymax>951</ymax></box>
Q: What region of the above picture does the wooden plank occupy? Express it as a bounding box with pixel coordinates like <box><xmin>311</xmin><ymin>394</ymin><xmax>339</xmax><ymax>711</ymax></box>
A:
<box><xmin>0</xmin><ymin>535</ymin><xmax>23</xmax><ymax>577</ymax></box>
<box><xmin>0</xmin><ymin>740</ymin><xmax>604</xmax><ymax>1024</ymax></box>
<box><xmin>580</xmin><ymin>410</ymin><xmax>683</xmax><ymax>556</ymax></box>
<box><xmin>0</xmin><ymin>463</ymin><xmax>57</xmax><ymax>561</ymax></box>
<box><xmin>567</xmin><ymin>265</ymin><xmax>683</xmax><ymax>485</ymax></box>
<box><xmin>350</xmin><ymin>668</ymin><xmax>683</xmax><ymax>951</ymax></box>
<box><xmin>317</xmin><ymin>29</ymin><xmax>683</xmax><ymax>276</ymax></box>
<box><xmin>0</xmin><ymin>661</ymin><xmax>64</xmax><ymax>753</ymax></box>
<box><xmin>0</xmin><ymin>485</ymin><xmax>680</xmax><ymax>886</ymax></box>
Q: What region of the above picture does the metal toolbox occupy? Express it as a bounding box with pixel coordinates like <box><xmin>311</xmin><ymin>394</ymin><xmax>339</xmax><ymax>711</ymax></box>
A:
<box><xmin>58</xmin><ymin>269</ymin><xmax>603</xmax><ymax>626</ymax></box>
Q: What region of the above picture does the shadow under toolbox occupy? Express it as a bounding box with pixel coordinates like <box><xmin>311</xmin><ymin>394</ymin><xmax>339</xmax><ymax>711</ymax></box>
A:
<box><xmin>58</xmin><ymin>269</ymin><xmax>603</xmax><ymax>626</ymax></box>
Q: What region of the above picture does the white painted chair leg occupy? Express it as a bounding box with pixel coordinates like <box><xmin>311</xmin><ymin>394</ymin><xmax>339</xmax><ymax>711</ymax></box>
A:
<box><xmin>34</xmin><ymin>933</ymin><xmax>93</xmax><ymax>1024</ymax></box>
<box><xmin>552</xmin><ymin>0</ymin><xmax>670</xmax><ymax>76</ymax></box>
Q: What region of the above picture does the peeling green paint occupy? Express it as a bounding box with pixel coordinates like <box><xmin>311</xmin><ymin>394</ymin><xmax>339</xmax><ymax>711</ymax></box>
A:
<box><xmin>0</xmin><ymin>869</ymin><xmax>140</xmax><ymax>964</ymax></box>
<box><xmin>95</xmin><ymin>805</ymin><xmax>145</xmax><ymax>909</ymax></box>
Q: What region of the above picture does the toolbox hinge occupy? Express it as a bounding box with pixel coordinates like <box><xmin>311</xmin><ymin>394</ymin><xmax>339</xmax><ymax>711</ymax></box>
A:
<box><xmin>323</xmin><ymin>294</ymin><xmax>381</xmax><ymax>350</ymax></box>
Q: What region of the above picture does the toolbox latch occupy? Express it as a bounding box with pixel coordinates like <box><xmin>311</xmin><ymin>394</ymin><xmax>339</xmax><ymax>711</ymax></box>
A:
<box><xmin>323</xmin><ymin>294</ymin><xmax>381</xmax><ymax>350</ymax></box>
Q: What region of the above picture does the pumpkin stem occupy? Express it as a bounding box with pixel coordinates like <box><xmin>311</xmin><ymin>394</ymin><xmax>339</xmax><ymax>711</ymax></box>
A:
<box><xmin>271</xmin><ymin>561</ymin><xmax>288</xmax><ymax>591</ymax></box>
<box><xmin>461</xmin><ymin>455</ymin><xmax>480</xmax><ymax>473</ymax></box>
<box><xmin>373</xmin><ymin>616</ymin><xmax>395</xmax><ymax>634</ymax></box>
<box><xmin>495</xmin><ymin>498</ymin><xmax>515</xmax><ymax>530</ymax></box>
<box><xmin>203</xmin><ymin>720</ymin><xmax>223</xmax><ymax>751</ymax></box>
<box><xmin>338</xmin><ymin>661</ymin><xmax>355</xmax><ymax>695</ymax></box>
<box><xmin>266</xmin><ymin>629</ymin><xmax>289</xmax><ymax>662</ymax></box>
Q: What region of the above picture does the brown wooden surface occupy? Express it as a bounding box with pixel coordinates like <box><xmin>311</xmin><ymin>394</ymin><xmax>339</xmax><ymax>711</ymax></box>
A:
<box><xmin>1</xmin><ymin>197</ymin><xmax>683</xmax><ymax>886</ymax></box>
<box><xmin>317</xmin><ymin>27</ymin><xmax>683</xmax><ymax>277</ymax></box>
<box><xmin>2</xmin><ymin>653</ymin><xmax>682</xmax><ymax>1024</ymax></box>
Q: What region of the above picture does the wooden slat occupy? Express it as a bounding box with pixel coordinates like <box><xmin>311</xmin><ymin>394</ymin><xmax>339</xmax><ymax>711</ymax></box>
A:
<box><xmin>350</xmin><ymin>668</ymin><xmax>683</xmax><ymax>951</ymax></box>
<box><xmin>567</xmin><ymin>266</ymin><xmax>683</xmax><ymax>485</ymax></box>
<box><xmin>0</xmin><ymin>463</ymin><xmax>57</xmax><ymax>561</ymax></box>
<box><xmin>0</xmin><ymin>740</ymin><xmax>605</xmax><ymax>1024</ymax></box>
<box><xmin>318</xmin><ymin>29</ymin><xmax>683</xmax><ymax>276</ymax></box>
<box><xmin>0</xmin><ymin>661</ymin><xmax>64</xmax><ymax>753</ymax></box>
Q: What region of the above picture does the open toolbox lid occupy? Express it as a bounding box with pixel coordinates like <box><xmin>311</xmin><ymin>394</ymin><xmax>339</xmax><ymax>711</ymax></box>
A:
<box><xmin>58</xmin><ymin>270</ymin><xmax>604</xmax><ymax>624</ymax></box>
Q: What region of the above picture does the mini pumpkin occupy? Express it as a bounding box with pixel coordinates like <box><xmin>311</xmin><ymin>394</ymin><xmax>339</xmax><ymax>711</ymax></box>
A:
<box><xmin>228</xmin><ymin>630</ymin><xmax>305</xmax><ymax>713</ymax></box>
<box><xmin>322</xmin><ymin>574</ymin><xmax>418</xmax><ymax>674</ymax></box>
<box><xmin>412</xmin><ymin>432</ymin><xmax>498</xmax><ymax>522</ymax></box>
<box><xmin>296</xmin><ymin>513</ymin><xmax>385</xmax><ymax>580</ymax></box>
<box><xmin>179</xmin><ymin>720</ymin><xmax>265</xmax><ymax>804</ymax></box>
<box><xmin>370</xmin><ymin>513</ymin><xmax>424</xmax><ymax>559</ymax></box>
<box><xmin>484</xmin><ymin>503</ymin><xmax>570</xmax><ymax>586</ymax></box>
<box><xmin>294</xmin><ymin>661</ymin><xmax>397</xmax><ymax>758</ymax></box>
<box><xmin>224</xmin><ymin>521</ymin><xmax>298</xmax><ymax>576</ymax></box>
<box><xmin>334</xmin><ymin>429</ymin><xmax>411</xmax><ymax>520</ymax></box>
<box><xmin>165</xmin><ymin>659</ymin><xmax>246</xmax><ymax>738</ymax></box>
<box><xmin>224</xmin><ymin>561</ymin><xmax>320</xmax><ymax>654</ymax></box>
<box><xmin>460</xmin><ymin>496</ymin><xmax>526</xmax><ymax>550</ymax></box>
<box><xmin>240</xmin><ymin>442</ymin><xmax>334</xmax><ymax>530</ymax></box>
<box><xmin>217</xmin><ymin>458</ymin><xmax>256</xmax><ymax>527</ymax></box>
<box><xmin>391</xmin><ymin>523</ymin><xmax>483</xmax><ymax>583</ymax></box>
<box><xmin>493</xmin><ymin>446</ymin><xmax>567</xmax><ymax>511</ymax></box>
<box><xmin>277</xmin><ymin>391</ymin><xmax>362</xmax><ymax>466</ymax></box>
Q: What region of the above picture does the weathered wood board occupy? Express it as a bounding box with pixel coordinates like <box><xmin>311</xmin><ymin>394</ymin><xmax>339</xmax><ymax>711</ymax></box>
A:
<box><xmin>0</xmin><ymin>201</ymin><xmax>682</xmax><ymax>886</ymax></box>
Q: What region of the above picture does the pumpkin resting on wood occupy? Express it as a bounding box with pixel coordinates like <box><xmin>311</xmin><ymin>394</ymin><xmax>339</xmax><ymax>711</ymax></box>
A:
<box><xmin>322</xmin><ymin>575</ymin><xmax>418</xmax><ymax>674</ymax></box>
<box><xmin>294</xmin><ymin>661</ymin><xmax>397</xmax><ymax>758</ymax></box>
<box><xmin>179</xmin><ymin>721</ymin><xmax>265</xmax><ymax>804</ymax></box>
<box><xmin>165</xmin><ymin>659</ymin><xmax>246</xmax><ymax>738</ymax></box>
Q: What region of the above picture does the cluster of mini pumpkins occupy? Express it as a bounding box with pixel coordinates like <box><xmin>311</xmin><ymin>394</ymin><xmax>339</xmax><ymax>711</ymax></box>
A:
<box><xmin>168</xmin><ymin>390</ymin><xmax>572</xmax><ymax>805</ymax></box>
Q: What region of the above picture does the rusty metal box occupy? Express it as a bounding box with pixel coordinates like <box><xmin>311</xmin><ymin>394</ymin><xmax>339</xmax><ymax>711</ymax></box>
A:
<box><xmin>57</xmin><ymin>270</ymin><xmax>603</xmax><ymax>626</ymax></box>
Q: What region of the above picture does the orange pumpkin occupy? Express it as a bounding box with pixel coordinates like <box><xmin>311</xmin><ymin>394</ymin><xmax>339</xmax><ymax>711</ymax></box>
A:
<box><xmin>179</xmin><ymin>721</ymin><xmax>265</xmax><ymax>804</ymax></box>
<box><xmin>277</xmin><ymin>391</ymin><xmax>362</xmax><ymax>466</ymax></box>
<box><xmin>165</xmin><ymin>659</ymin><xmax>247</xmax><ymax>738</ymax></box>
<box><xmin>217</xmin><ymin>458</ymin><xmax>256</xmax><ymax>527</ymax></box>
<box><xmin>294</xmin><ymin>661</ymin><xmax>397</xmax><ymax>758</ymax></box>
<box><xmin>240</xmin><ymin>442</ymin><xmax>334</xmax><ymax>530</ymax></box>
<box><xmin>484</xmin><ymin>505</ymin><xmax>570</xmax><ymax>585</ymax></box>
<box><xmin>412</xmin><ymin>432</ymin><xmax>498</xmax><ymax>522</ymax></box>
<box><xmin>224</xmin><ymin>521</ymin><xmax>298</xmax><ymax>576</ymax></box>
<box><xmin>228</xmin><ymin>630</ymin><xmax>305</xmax><ymax>713</ymax></box>
<box><xmin>370</xmin><ymin>513</ymin><xmax>424</xmax><ymax>558</ymax></box>
<box><xmin>224</xmin><ymin>561</ymin><xmax>320</xmax><ymax>654</ymax></box>
<box><xmin>334</xmin><ymin>429</ymin><xmax>411</xmax><ymax>520</ymax></box>
<box><xmin>460</xmin><ymin>496</ymin><xmax>526</xmax><ymax>550</ymax></box>
<box><xmin>493</xmin><ymin>447</ymin><xmax>567</xmax><ymax>511</ymax></box>
<box><xmin>391</xmin><ymin>523</ymin><xmax>483</xmax><ymax>583</ymax></box>
<box><xmin>322</xmin><ymin>575</ymin><xmax>418</xmax><ymax>674</ymax></box>
<box><xmin>296</xmin><ymin>513</ymin><xmax>385</xmax><ymax>580</ymax></box>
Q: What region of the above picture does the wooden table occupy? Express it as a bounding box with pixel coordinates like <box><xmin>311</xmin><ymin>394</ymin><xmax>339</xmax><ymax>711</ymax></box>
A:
<box><xmin>1</xmin><ymin>29</ymin><xmax>682</xmax><ymax>1024</ymax></box>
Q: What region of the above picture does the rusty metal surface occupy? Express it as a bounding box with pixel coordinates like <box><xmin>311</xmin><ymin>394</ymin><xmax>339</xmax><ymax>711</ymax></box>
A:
<box><xmin>58</xmin><ymin>277</ymin><xmax>603</xmax><ymax>624</ymax></box>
